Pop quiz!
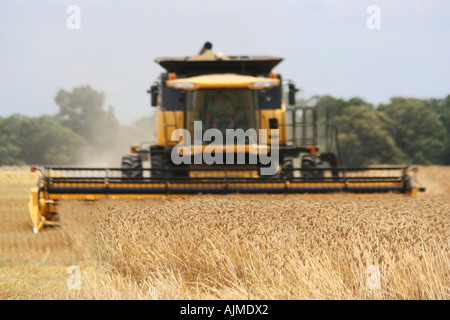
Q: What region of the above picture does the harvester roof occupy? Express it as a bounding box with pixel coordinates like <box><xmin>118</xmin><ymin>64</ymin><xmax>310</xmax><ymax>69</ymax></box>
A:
<box><xmin>155</xmin><ymin>43</ymin><xmax>283</xmax><ymax>76</ymax></box>
<box><xmin>156</xmin><ymin>56</ymin><xmax>283</xmax><ymax>76</ymax></box>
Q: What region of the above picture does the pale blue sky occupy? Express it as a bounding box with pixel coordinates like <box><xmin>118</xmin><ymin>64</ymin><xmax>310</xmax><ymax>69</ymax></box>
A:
<box><xmin>1</xmin><ymin>0</ymin><xmax>449</xmax><ymax>124</ymax></box>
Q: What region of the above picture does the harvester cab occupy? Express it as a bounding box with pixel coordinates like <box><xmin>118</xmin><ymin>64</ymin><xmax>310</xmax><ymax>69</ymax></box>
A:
<box><xmin>28</xmin><ymin>42</ymin><xmax>425</xmax><ymax>233</ymax></box>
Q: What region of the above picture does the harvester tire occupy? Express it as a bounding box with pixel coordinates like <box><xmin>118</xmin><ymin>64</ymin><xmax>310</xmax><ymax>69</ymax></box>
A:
<box><xmin>151</xmin><ymin>150</ymin><xmax>188</xmax><ymax>178</ymax></box>
<box><xmin>121</xmin><ymin>155</ymin><xmax>143</xmax><ymax>179</ymax></box>
<box><xmin>150</xmin><ymin>151</ymin><xmax>169</xmax><ymax>178</ymax></box>
<box><xmin>301</xmin><ymin>155</ymin><xmax>324</xmax><ymax>179</ymax></box>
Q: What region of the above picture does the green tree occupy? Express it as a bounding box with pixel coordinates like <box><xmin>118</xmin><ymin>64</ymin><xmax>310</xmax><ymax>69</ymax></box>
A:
<box><xmin>308</xmin><ymin>95</ymin><xmax>384</xmax><ymax>165</ymax></box>
<box><xmin>0</xmin><ymin>115</ymin><xmax>84</xmax><ymax>165</ymax></box>
<box><xmin>54</xmin><ymin>85</ymin><xmax>127</xmax><ymax>166</ymax></box>
<box><xmin>310</xmin><ymin>95</ymin><xmax>373</xmax><ymax>118</ymax></box>
<box><xmin>18</xmin><ymin>115</ymin><xmax>84</xmax><ymax>165</ymax></box>
<box><xmin>55</xmin><ymin>85</ymin><xmax>120</xmax><ymax>147</ymax></box>
<box><xmin>0</xmin><ymin>116</ymin><xmax>23</xmax><ymax>165</ymax></box>
<box><xmin>424</xmin><ymin>95</ymin><xmax>450</xmax><ymax>164</ymax></box>
<box><xmin>55</xmin><ymin>85</ymin><xmax>105</xmax><ymax>136</ymax></box>
<box><xmin>377</xmin><ymin>97</ymin><xmax>447</xmax><ymax>164</ymax></box>
<box><xmin>333</xmin><ymin>106</ymin><xmax>406</xmax><ymax>167</ymax></box>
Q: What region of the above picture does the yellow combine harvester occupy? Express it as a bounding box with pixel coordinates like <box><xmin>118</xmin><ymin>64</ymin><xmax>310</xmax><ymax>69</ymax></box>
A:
<box><xmin>29</xmin><ymin>42</ymin><xmax>425</xmax><ymax>233</ymax></box>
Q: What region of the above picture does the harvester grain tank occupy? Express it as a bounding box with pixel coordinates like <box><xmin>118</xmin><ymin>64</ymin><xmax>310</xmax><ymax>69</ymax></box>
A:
<box><xmin>28</xmin><ymin>42</ymin><xmax>425</xmax><ymax>233</ymax></box>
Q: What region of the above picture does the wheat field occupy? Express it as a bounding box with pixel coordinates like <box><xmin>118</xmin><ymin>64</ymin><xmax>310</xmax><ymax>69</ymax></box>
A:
<box><xmin>0</xmin><ymin>166</ymin><xmax>449</xmax><ymax>299</ymax></box>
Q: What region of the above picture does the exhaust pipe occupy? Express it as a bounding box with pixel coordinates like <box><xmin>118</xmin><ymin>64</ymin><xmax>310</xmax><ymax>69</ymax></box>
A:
<box><xmin>199</xmin><ymin>41</ymin><xmax>212</xmax><ymax>54</ymax></box>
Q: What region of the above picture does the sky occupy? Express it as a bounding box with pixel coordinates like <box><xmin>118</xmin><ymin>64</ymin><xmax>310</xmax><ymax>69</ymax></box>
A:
<box><xmin>0</xmin><ymin>0</ymin><xmax>449</xmax><ymax>124</ymax></box>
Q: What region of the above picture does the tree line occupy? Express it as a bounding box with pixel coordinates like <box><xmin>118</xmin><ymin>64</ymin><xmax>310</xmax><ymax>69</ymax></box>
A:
<box><xmin>0</xmin><ymin>85</ymin><xmax>155</xmax><ymax>166</ymax></box>
<box><xmin>311</xmin><ymin>95</ymin><xmax>450</xmax><ymax>166</ymax></box>
<box><xmin>0</xmin><ymin>85</ymin><xmax>449</xmax><ymax>167</ymax></box>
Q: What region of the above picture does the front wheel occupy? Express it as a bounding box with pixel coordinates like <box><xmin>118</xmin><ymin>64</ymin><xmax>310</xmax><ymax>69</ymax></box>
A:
<box><xmin>150</xmin><ymin>149</ymin><xmax>188</xmax><ymax>178</ymax></box>
<box><xmin>121</xmin><ymin>154</ymin><xmax>143</xmax><ymax>179</ymax></box>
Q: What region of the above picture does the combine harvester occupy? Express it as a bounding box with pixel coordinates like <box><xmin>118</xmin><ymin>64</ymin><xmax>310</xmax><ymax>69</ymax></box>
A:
<box><xmin>29</xmin><ymin>42</ymin><xmax>425</xmax><ymax>233</ymax></box>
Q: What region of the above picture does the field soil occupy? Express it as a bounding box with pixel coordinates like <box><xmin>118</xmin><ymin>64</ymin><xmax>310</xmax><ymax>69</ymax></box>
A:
<box><xmin>0</xmin><ymin>165</ymin><xmax>448</xmax><ymax>299</ymax></box>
